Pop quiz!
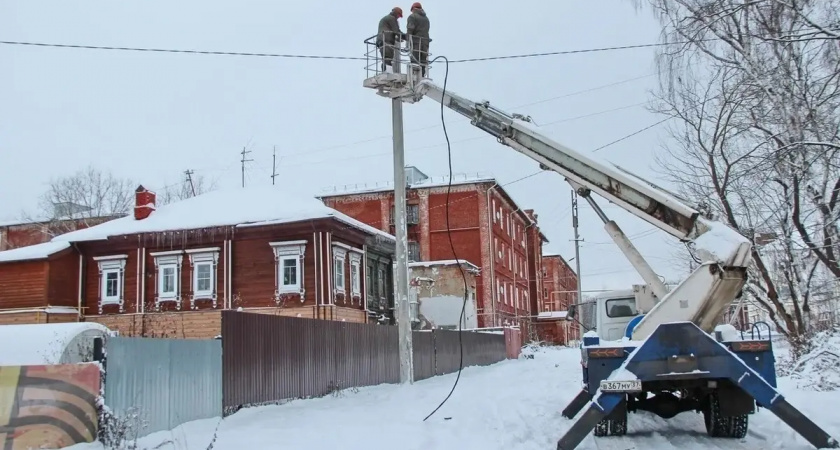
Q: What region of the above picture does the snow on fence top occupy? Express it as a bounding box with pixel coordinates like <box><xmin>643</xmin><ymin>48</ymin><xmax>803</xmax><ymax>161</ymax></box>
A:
<box><xmin>537</xmin><ymin>311</ymin><xmax>568</xmax><ymax>320</ymax></box>
<box><xmin>319</xmin><ymin>172</ymin><xmax>496</xmax><ymax>197</ymax></box>
<box><xmin>0</xmin><ymin>322</ymin><xmax>112</xmax><ymax>366</ymax></box>
<box><xmin>407</xmin><ymin>259</ymin><xmax>480</xmax><ymax>271</ymax></box>
<box><xmin>0</xmin><ymin>241</ymin><xmax>71</xmax><ymax>263</ymax></box>
<box><xmin>52</xmin><ymin>186</ymin><xmax>394</xmax><ymax>243</ymax></box>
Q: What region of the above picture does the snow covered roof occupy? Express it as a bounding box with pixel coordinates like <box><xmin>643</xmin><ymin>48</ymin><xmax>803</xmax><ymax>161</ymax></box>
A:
<box><xmin>538</xmin><ymin>311</ymin><xmax>568</xmax><ymax>320</ymax></box>
<box><xmin>408</xmin><ymin>259</ymin><xmax>480</xmax><ymax>271</ymax></box>
<box><xmin>52</xmin><ymin>186</ymin><xmax>395</xmax><ymax>243</ymax></box>
<box><xmin>319</xmin><ymin>172</ymin><xmax>496</xmax><ymax>197</ymax></box>
<box><xmin>0</xmin><ymin>241</ymin><xmax>71</xmax><ymax>263</ymax></box>
<box><xmin>0</xmin><ymin>322</ymin><xmax>111</xmax><ymax>366</ymax></box>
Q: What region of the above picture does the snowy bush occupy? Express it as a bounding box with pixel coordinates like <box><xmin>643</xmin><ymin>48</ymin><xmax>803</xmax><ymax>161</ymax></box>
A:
<box><xmin>777</xmin><ymin>327</ymin><xmax>840</xmax><ymax>392</ymax></box>
<box><xmin>97</xmin><ymin>402</ymin><xmax>148</xmax><ymax>449</ymax></box>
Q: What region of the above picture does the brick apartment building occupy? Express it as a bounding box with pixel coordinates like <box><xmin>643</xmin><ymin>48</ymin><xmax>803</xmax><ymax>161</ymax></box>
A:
<box><xmin>536</xmin><ymin>253</ymin><xmax>579</xmax><ymax>345</ymax></box>
<box><xmin>1</xmin><ymin>204</ymin><xmax>120</xmax><ymax>251</ymax></box>
<box><xmin>319</xmin><ymin>166</ymin><xmax>549</xmax><ymax>328</ymax></box>
<box><xmin>541</xmin><ymin>253</ymin><xmax>578</xmax><ymax>312</ymax></box>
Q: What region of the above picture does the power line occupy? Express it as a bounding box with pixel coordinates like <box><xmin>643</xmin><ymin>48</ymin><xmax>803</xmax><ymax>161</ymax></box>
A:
<box><xmin>592</xmin><ymin>117</ymin><xmax>671</xmax><ymax>153</ymax></box>
<box><xmin>0</xmin><ymin>39</ymin><xmax>707</xmax><ymax>63</ymax></box>
<box><xmin>0</xmin><ymin>40</ymin><xmax>366</xmax><ymax>60</ymax></box>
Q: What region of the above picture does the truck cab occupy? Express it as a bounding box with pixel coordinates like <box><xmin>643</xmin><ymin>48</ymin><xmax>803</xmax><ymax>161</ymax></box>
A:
<box><xmin>577</xmin><ymin>284</ymin><xmax>662</xmax><ymax>341</ymax></box>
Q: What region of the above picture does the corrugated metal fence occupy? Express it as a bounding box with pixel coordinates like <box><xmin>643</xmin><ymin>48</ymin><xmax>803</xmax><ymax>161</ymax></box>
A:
<box><xmin>104</xmin><ymin>337</ymin><xmax>222</xmax><ymax>437</ymax></box>
<box><xmin>221</xmin><ymin>311</ymin><xmax>400</xmax><ymax>414</ymax></box>
<box><xmin>413</xmin><ymin>329</ymin><xmax>510</xmax><ymax>380</ymax></box>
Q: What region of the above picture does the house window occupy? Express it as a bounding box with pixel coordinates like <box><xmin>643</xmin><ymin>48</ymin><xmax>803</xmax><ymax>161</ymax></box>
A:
<box><xmin>333</xmin><ymin>246</ymin><xmax>347</xmax><ymax>295</ymax></box>
<box><xmin>350</xmin><ymin>253</ymin><xmax>362</xmax><ymax>298</ymax></box>
<box><xmin>270</xmin><ymin>240</ymin><xmax>307</xmax><ymax>301</ymax></box>
<box><xmin>186</xmin><ymin>248</ymin><xmax>220</xmax><ymax>309</ymax></box>
<box><xmin>151</xmin><ymin>251</ymin><xmax>183</xmax><ymax>310</ymax></box>
<box><xmin>377</xmin><ymin>265</ymin><xmax>386</xmax><ymax>299</ymax></box>
<box><xmin>94</xmin><ymin>255</ymin><xmax>127</xmax><ymax>314</ymax></box>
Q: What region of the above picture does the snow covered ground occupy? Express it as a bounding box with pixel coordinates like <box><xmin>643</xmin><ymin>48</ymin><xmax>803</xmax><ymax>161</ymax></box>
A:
<box><xmin>70</xmin><ymin>343</ymin><xmax>840</xmax><ymax>450</ymax></box>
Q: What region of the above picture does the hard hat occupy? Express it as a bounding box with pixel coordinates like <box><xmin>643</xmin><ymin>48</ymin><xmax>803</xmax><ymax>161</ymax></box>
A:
<box><xmin>411</xmin><ymin>2</ymin><xmax>422</xmax><ymax>10</ymax></box>
<box><xmin>392</xmin><ymin>6</ymin><xmax>403</xmax><ymax>17</ymax></box>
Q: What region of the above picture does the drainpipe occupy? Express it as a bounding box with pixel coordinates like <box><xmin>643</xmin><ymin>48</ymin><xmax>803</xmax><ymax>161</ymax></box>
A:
<box><xmin>140</xmin><ymin>247</ymin><xmax>146</xmax><ymax>313</ymax></box>
<box><xmin>363</xmin><ymin>242</ymin><xmax>370</xmax><ymax>322</ymax></box>
<box><xmin>485</xmin><ymin>183</ymin><xmax>499</xmax><ymax>327</ymax></box>
<box><xmin>74</xmin><ymin>243</ymin><xmax>83</xmax><ymax>321</ymax></box>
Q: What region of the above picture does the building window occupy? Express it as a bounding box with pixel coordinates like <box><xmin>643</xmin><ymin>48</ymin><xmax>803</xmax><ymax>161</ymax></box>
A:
<box><xmin>94</xmin><ymin>255</ymin><xmax>127</xmax><ymax>314</ymax></box>
<box><xmin>407</xmin><ymin>241</ymin><xmax>420</xmax><ymax>262</ymax></box>
<box><xmin>150</xmin><ymin>251</ymin><xmax>183</xmax><ymax>310</ymax></box>
<box><xmin>333</xmin><ymin>246</ymin><xmax>347</xmax><ymax>295</ymax></box>
<box><xmin>350</xmin><ymin>253</ymin><xmax>362</xmax><ymax>298</ymax></box>
<box><xmin>390</xmin><ymin>204</ymin><xmax>420</xmax><ymax>225</ymax></box>
<box><xmin>270</xmin><ymin>240</ymin><xmax>307</xmax><ymax>302</ymax></box>
<box><xmin>186</xmin><ymin>248</ymin><xmax>220</xmax><ymax>309</ymax></box>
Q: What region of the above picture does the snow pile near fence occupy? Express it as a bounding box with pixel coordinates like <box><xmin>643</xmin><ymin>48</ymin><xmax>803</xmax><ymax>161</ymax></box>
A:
<box><xmin>777</xmin><ymin>327</ymin><xmax>840</xmax><ymax>391</ymax></box>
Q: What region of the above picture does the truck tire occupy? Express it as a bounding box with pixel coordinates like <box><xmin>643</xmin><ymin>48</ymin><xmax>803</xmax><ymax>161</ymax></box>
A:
<box><xmin>703</xmin><ymin>392</ymin><xmax>748</xmax><ymax>438</ymax></box>
<box><xmin>593</xmin><ymin>414</ymin><xmax>627</xmax><ymax>437</ymax></box>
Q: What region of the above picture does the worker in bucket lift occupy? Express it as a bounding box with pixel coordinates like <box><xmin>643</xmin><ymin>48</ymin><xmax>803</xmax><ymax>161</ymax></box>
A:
<box><xmin>376</xmin><ymin>7</ymin><xmax>406</xmax><ymax>73</ymax></box>
<box><xmin>407</xmin><ymin>2</ymin><xmax>430</xmax><ymax>78</ymax></box>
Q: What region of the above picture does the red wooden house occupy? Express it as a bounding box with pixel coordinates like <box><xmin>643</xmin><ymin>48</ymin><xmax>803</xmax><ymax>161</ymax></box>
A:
<box><xmin>0</xmin><ymin>186</ymin><xmax>396</xmax><ymax>332</ymax></box>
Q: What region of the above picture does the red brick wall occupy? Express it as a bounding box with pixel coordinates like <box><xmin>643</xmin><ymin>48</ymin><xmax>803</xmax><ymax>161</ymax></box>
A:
<box><xmin>320</xmin><ymin>182</ymin><xmax>544</xmax><ymax>328</ymax></box>
<box><xmin>0</xmin><ymin>217</ymin><xmax>118</xmax><ymax>251</ymax></box>
<box><xmin>542</xmin><ymin>255</ymin><xmax>578</xmax><ymax>312</ymax></box>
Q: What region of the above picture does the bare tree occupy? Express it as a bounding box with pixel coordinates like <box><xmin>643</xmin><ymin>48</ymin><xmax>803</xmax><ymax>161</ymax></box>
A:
<box><xmin>22</xmin><ymin>165</ymin><xmax>135</xmax><ymax>237</ymax></box>
<box><xmin>634</xmin><ymin>0</ymin><xmax>840</xmax><ymax>351</ymax></box>
<box><xmin>155</xmin><ymin>171</ymin><xmax>218</xmax><ymax>206</ymax></box>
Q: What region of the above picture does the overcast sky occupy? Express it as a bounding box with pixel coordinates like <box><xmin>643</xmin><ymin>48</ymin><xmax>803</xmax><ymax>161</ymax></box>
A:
<box><xmin>1</xmin><ymin>0</ymin><xmax>691</xmax><ymax>292</ymax></box>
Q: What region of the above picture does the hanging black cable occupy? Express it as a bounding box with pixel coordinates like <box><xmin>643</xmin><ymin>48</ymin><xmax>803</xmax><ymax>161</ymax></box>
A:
<box><xmin>421</xmin><ymin>55</ymin><xmax>470</xmax><ymax>422</ymax></box>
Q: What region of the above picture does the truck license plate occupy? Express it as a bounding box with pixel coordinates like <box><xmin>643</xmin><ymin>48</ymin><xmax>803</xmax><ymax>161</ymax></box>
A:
<box><xmin>600</xmin><ymin>380</ymin><xmax>642</xmax><ymax>392</ymax></box>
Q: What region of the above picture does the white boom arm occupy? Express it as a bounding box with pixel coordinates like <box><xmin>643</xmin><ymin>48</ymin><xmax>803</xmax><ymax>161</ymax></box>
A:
<box><xmin>411</xmin><ymin>79</ymin><xmax>753</xmax><ymax>340</ymax></box>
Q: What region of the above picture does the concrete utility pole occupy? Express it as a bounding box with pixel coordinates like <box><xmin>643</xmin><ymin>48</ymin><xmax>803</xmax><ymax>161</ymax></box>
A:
<box><xmin>240</xmin><ymin>147</ymin><xmax>253</xmax><ymax>188</ymax></box>
<box><xmin>184</xmin><ymin>170</ymin><xmax>196</xmax><ymax>197</ymax></box>
<box><xmin>571</xmin><ymin>190</ymin><xmax>583</xmax><ymax>306</ymax></box>
<box><xmin>392</xmin><ymin>48</ymin><xmax>414</xmax><ymax>385</ymax></box>
<box><xmin>271</xmin><ymin>145</ymin><xmax>279</xmax><ymax>186</ymax></box>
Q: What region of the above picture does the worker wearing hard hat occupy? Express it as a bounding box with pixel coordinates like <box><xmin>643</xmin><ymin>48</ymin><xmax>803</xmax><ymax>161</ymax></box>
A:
<box><xmin>376</xmin><ymin>7</ymin><xmax>406</xmax><ymax>73</ymax></box>
<box><xmin>406</xmin><ymin>2</ymin><xmax>431</xmax><ymax>77</ymax></box>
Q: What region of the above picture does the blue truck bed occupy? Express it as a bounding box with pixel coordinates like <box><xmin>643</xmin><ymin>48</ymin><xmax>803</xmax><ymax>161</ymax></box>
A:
<box><xmin>557</xmin><ymin>322</ymin><xmax>837</xmax><ymax>450</ymax></box>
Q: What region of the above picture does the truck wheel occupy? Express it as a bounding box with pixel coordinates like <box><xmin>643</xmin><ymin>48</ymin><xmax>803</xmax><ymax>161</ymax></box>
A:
<box><xmin>594</xmin><ymin>419</ymin><xmax>609</xmax><ymax>437</ymax></box>
<box><xmin>593</xmin><ymin>416</ymin><xmax>627</xmax><ymax>437</ymax></box>
<box><xmin>703</xmin><ymin>392</ymin><xmax>748</xmax><ymax>438</ymax></box>
<box><xmin>609</xmin><ymin>416</ymin><xmax>628</xmax><ymax>436</ymax></box>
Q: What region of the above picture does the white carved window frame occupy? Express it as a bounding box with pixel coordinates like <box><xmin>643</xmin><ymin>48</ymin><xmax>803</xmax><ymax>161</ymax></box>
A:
<box><xmin>94</xmin><ymin>254</ymin><xmax>128</xmax><ymax>314</ymax></box>
<box><xmin>332</xmin><ymin>245</ymin><xmax>347</xmax><ymax>296</ymax></box>
<box><xmin>151</xmin><ymin>250</ymin><xmax>183</xmax><ymax>310</ymax></box>
<box><xmin>349</xmin><ymin>253</ymin><xmax>362</xmax><ymax>300</ymax></box>
<box><xmin>271</xmin><ymin>240</ymin><xmax>306</xmax><ymax>302</ymax></box>
<box><xmin>186</xmin><ymin>247</ymin><xmax>220</xmax><ymax>309</ymax></box>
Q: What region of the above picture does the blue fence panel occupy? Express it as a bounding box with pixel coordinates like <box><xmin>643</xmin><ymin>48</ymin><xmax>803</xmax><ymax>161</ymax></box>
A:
<box><xmin>104</xmin><ymin>337</ymin><xmax>222</xmax><ymax>436</ymax></box>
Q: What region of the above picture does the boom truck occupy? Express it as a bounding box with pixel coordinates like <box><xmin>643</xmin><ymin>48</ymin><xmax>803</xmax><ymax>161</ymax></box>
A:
<box><xmin>362</xmin><ymin>37</ymin><xmax>838</xmax><ymax>449</ymax></box>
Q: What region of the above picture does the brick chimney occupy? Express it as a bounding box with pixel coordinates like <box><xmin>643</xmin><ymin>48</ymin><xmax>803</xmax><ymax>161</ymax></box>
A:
<box><xmin>134</xmin><ymin>185</ymin><xmax>156</xmax><ymax>220</ymax></box>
